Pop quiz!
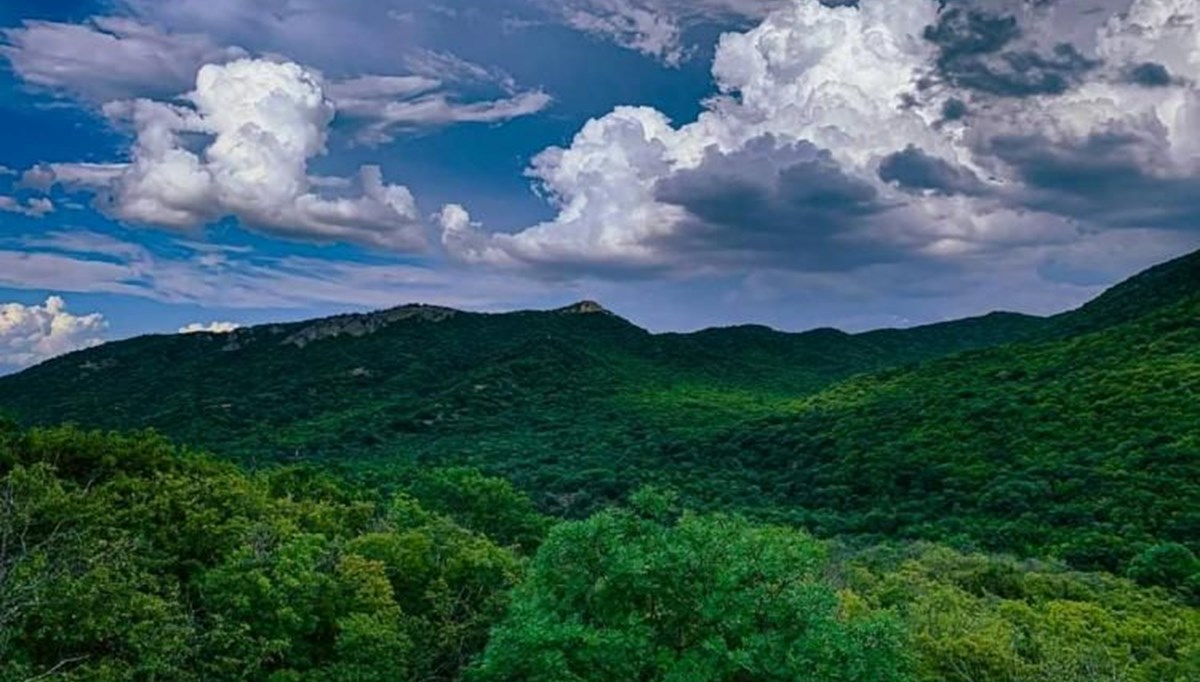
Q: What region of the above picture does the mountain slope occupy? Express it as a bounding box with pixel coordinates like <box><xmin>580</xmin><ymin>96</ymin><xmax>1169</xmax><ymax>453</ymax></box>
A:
<box><xmin>1050</xmin><ymin>247</ymin><xmax>1200</xmax><ymax>335</ymax></box>
<box><xmin>668</xmin><ymin>284</ymin><xmax>1200</xmax><ymax>578</ymax></box>
<box><xmin>0</xmin><ymin>249</ymin><xmax>1198</xmax><ymax>569</ymax></box>
<box><xmin>0</xmin><ymin>295</ymin><xmax>1045</xmax><ymax>463</ymax></box>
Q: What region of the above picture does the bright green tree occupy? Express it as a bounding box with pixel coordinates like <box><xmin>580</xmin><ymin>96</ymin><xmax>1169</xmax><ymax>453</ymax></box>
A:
<box><xmin>470</xmin><ymin>495</ymin><xmax>910</xmax><ymax>682</ymax></box>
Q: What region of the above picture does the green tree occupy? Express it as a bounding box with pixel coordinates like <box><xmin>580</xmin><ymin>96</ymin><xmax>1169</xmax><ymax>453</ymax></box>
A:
<box><xmin>471</xmin><ymin>501</ymin><xmax>910</xmax><ymax>682</ymax></box>
<box><xmin>408</xmin><ymin>467</ymin><xmax>550</xmax><ymax>553</ymax></box>
<box><xmin>1127</xmin><ymin>543</ymin><xmax>1200</xmax><ymax>591</ymax></box>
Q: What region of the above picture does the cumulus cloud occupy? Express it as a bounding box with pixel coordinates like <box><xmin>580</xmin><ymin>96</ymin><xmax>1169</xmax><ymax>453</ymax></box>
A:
<box><xmin>38</xmin><ymin>59</ymin><xmax>428</xmax><ymax>251</ymax></box>
<box><xmin>0</xmin><ymin>16</ymin><xmax>246</xmax><ymax>101</ymax></box>
<box><xmin>0</xmin><ymin>196</ymin><xmax>54</xmax><ymax>218</ymax></box>
<box><xmin>921</xmin><ymin>6</ymin><xmax>1099</xmax><ymax>98</ymax></box>
<box><xmin>439</xmin><ymin>0</ymin><xmax>1200</xmax><ymax>283</ymax></box>
<box><xmin>878</xmin><ymin>145</ymin><xmax>986</xmax><ymax>197</ymax></box>
<box><xmin>0</xmin><ymin>297</ymin><xmax>107</xmax><ymax>371</ymax></box>
<box><xmin>960</xmin><ymin>0</ymin><xmax>1200</xmax><ymax>229</ymax></box>
<box><xmin>2</xmin><ymin>13</ymin><xmax>550</xmax><ymax>144</ymax></box>
<box><xmin>179</xmin><ymin>321</ymin><xmax>241</xmax><ymax>334</ymax></box>
<box><xmin>654</xmin><ymin>136</ymin><xmax>901</xmax><ymax>271</ymax></box>
<box><xmin>440</xmin><ymin>0</ymin><xmax>959</xmax><ymax>274</ymax></box>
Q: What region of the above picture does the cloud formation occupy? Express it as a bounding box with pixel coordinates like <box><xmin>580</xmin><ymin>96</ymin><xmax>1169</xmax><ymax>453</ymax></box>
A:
<box><xmin>0</xmin><ymin>231</ymin><xmax>550</xmax><ymax>313</ymax></box>
<box><xmin>439</xmin><ymin>0</ymin><xmax>1200</xmax><ymax>282</ymax></box>
<box><xmin>440</xmin><ymin>0</ymin><xmax>953</xmax><ymax>274</ymax></box>
<box><xmin>179</xmin><ymin>321</ymin><xmax>241</xmax><ymax>334</ymax></box>
<box><xmin>654</xmin><ymin>136</ymin><xmax>900</xmax><ymax>271</ymax></box>
<box><xmin>543</xmin><ymin>0</ymin><xmax>788</xmax><ymax>64</ymax></box>
<box><xmin>1</xmin><ymin>14</ymin><xmax>550</xmax><ymax>139</ymax></box>
<box><xmin>0</xmin><ymin>17</ymin><xmax>246</xmax><ymax>101</ymax></box>
<box><xmin>39</xmin><ymin>59</ymin><xmax>429</xmax><ymax>251</ymax></box>
<box><xmin>0</xmin><ymin>196</ymin><xmax>54</xmax><ymax>218</ymax></box>
<box><xmin>328</xmin><ymin>74</ymin><xmax>551</xmax><ymax>144</ymax></box>
<box><xmin>0</xmin><ymin>297</ymin><xmax>107</xmax><ymax>371</ymax></box>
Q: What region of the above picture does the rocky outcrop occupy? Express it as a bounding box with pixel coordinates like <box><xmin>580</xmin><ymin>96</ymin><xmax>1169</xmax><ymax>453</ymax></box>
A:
<box><xmin>556</xmin><ymin>300</ymin><xmax>611</xmax><ymax>315</ymax></box>
<box><xmin>283</xmin><ymin>304</ymin><xmax>460</xmax><ymax>348</ymax></box>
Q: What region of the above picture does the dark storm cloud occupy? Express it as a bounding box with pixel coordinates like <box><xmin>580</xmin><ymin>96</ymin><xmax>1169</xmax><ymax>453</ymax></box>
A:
<box><xmin>1126</xmin><ymin>62</ymin><xmax>1173</xmax><ymax>87</ymax></box>
<box><xmin>988</xmin><ymin>130</ymin><xmax>1200</xmax><ymax>230</ymax></box>
<box><xmin>941</xmin><ymin>97</ymin><xmax>969</xmax><ymax>121</ymax></box>
<box><xmin>653</xmin><ymin>136</ymin><xmax>903</xmax><ymax>271</ymax></box>
<box><xmin>878</xmin><ymin>145</ymin><xmax>987</xmax><ymax>197</ymax></box>
<box><xmin>923</xmin><ymin>7</ymin><xmax>1100</xmax><ymax>97</ymax></box>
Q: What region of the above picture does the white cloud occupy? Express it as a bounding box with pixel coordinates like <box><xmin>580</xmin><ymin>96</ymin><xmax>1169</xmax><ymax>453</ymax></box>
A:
<box><xmin>559</xmin><ymin>1</ymin><xmax>690</xmax><ymax>65</ymax></box>
<box><xmin>543</xmin><ymin>0</ymin><xmax>787</xmax><ymax>65</ymax></box>
<box><xmin>441</xmin><ymin>0</ymin><xmax>957</xmax><ymax>273</ymax></box>
<box><xmin>40</xmin><ymin>59</ymin><xmax>428</xmax><ymax>251</ymax></box>
<box><xmin>3</xmin><ymin>12</ymin><xmax>550</xmax><ymax>146</ymax></box>
<box><xmin>0</xmin><ymin>231</ymin><xmax>551</xmax><ymax>312</ymax></box>
<box><xmin>328</xmin><ymin>74</ymin><xmax>551</xmax><ymax>144</ymax></box>
<box><xmin>179</xmin><ymin>321</ymin><xmax>241</xmax><ymax>334</ymax></box>
<box><xmin>327</xmin><ymin>74</ymin><xmax>443</xmax><ymax>102</ymax></box>
<box><xmin>403</xmin><ymin>49</ymin><xmax>508</xmax><ymax>86</ymax></box>
<box><xmin>0</xmin><ymin>297</ymin><xmax>107</xmax><ymax>371</ymax></box>
<box><xmin>0</xmin><ymin>196</ymin><xmax>54</xmax><ymax>218</ymax></box>
<box><xmin>440</xmin><ymin>0</ymin><xmax>1200</xmax><ymax>279</ymax></box>
<box><xmin>0</xmin><ymin>16</ymin><xmax>246</xmax><ymax>101</ymax></box>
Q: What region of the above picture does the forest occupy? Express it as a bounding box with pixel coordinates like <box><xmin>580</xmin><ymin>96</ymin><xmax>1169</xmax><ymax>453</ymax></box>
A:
<box><xmin>1</xmin><ymin>249</ymin><xmax>1199</xmax><ymax>680</ymax></box>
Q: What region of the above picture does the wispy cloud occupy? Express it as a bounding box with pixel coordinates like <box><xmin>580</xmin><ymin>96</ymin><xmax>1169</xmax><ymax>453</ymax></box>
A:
<box><xmin>0</xmin><ymin>16</ymin><xmax>246</xmax><ymax>101</ymax></box>
<box><xmin>328</xmin><ymin>71</ymin><xmax>551</xmax><ymax>144</ymax></box>
<box><xmin>0</xmin><ymin>231</ymin><xmax>551</xmax><ymax>312</ymax></box>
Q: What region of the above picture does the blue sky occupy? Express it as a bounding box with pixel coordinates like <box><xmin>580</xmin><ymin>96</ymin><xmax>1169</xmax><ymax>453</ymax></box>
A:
<box><xmin>2</xmin><ymin>0</ymin><xmax>1200</xmax><ymax>372</ymax></box>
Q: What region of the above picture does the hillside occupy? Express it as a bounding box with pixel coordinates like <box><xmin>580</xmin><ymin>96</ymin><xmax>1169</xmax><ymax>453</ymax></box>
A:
<box><xmin>1</xmin><ymin>250</ymin><xmax>1198</xmax><ymax>576</ymax></box>
<box><xmin>3</xmin><ymin>250</ymin><xmax>1200</xmax><ymax>681</ymax></box>
<box><xmin>671</xmin><ymin>293</ymin><xmax>1200</xmax><ymax>572</ymax></box>
<box><xmin>0</xmin><ymin>296</ymin><xmax>1046</xmax><ymax>468</ymax></box>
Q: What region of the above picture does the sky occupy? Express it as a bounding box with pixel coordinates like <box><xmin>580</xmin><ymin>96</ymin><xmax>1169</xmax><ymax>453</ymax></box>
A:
<box><xmin>1</xmin><ymin>0</ymin><xmax>1199</xmax><ymax>373</ymax></box>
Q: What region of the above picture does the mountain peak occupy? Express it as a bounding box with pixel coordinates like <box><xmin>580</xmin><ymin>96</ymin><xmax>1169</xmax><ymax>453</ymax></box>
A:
<box><xmin>556</xmin><ymin>300</ymin><xmax>610</xmax><ymax>315</ymax></box>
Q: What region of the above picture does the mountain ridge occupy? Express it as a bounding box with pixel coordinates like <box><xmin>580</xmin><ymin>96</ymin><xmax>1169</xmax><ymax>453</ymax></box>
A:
<box><xmin>36</xmin><ymin>246</ymin><xmax>1199</xmax><ymax>366</ymax></box>
<box><xmin>2</xmin><ymin>249</ymin><xmax>1198</xmax><ymax>452</ymax></box>
<box><xmin>0</xmin><ymin>246</ymin><xmax>1197</xmax><ymax>582</ymax></box>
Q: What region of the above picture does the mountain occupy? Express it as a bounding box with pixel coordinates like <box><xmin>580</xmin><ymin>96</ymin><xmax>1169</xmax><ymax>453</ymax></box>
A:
<box><xmin>663</xmin><ymin>249</ymin><xmax>1200</xmax><ymax>573</ymax></box>
<box><xmin>0</xmin><ymin>292</ymin><xmax>1045</xmax><ymax>466</ymax></box>
<box><xmin>0</xmin><ymin>249</ymin><xmax>1198</xmax><ymax>577</ymax></box>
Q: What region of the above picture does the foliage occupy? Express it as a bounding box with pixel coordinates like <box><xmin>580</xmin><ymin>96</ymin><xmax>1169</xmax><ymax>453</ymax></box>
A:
<box><xmin>683</xmin><ymin>293</ymin><xmax>1200</xmax><ymax>588</ymax></box>
<box><xmin>0</xmin><ymin>426</ymin><xmax>523</xmax><ymax>681</ymax></box>
<box><xmin>2</xmin><ymin>252</ymin><xmax>1200</xmax><ymax>679</ymax></box>
<box><xmin>2</xmin><ymin>428</ymin><xmax>1198</xmax><ymax>681</ymax></box>
<box><xmin>842</xmin><ymin>544</ymin><xmax>1200</xmax><ymax>682</ymax></box>
<box><xmin>471</xmin><ymin>503</ymin><xmax>911</xmax><ymax>682</ymax></box>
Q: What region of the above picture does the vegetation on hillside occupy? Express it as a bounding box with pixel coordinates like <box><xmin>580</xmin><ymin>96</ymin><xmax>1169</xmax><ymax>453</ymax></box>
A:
<box><xmin>3</xmin><ymin>426</ymin><xmax>1196</xmax><ymax>681</ymax></box>
<box><xmin>2</xmin><ymin>250</ymin><xmax>1200</xmax><ymax>679</ymax></box>
<box><xmin>663</xmin><ymin>294</ymin><xmax>1200</xmax><ymax>585</ymax></box>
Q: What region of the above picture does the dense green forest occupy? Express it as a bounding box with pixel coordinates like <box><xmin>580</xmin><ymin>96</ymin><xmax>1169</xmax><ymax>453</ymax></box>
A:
<box><xmin>3</xmin><ymin>426</ymin><xmax>1197</xmax><ymax>680</ymax></box>
<box><xmin>2</xmin><ymin>250</ymin><xmax>1200</xmax><ymax>679</ymax></box>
